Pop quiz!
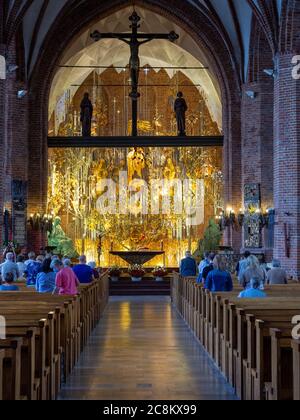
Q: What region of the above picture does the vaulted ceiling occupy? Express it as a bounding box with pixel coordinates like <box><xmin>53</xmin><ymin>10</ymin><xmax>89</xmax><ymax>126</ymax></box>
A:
<box><xmin>2</xmin><ymin>0</ymin><xmax>281</xmax><ymax>82</ymax></box>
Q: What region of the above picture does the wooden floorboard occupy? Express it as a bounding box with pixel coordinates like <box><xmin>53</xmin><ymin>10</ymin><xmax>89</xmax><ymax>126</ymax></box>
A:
<box><xmin>59</xmin><ymin>296</ymin><xmax>237</xmax><ymax>400</ymax></box>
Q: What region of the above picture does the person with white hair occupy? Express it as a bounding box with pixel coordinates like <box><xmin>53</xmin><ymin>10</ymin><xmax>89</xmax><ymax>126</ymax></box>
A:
<box><xmin>25</xmin><ymin>251</ymin><xmax>36</xmax><ymax>266</ymax></box>
<box><xmin>240</xmin><ymin>255</ymin><xmax>266</xmax><ymax>289</ymax></box>
<box><xmin>1</xmin><ymin>252</ymin><xmax>20</xmax><ymax>281</ymax></box>
<box><xmin>267</xmin><ymin>259</ymin><xmax>288</xmax><ymax>285</ymax></box>
<box><xmin>238</xmin><ymin>277</ymin><xmax>267</xmax><ymax>298</ymax></box>
<box><xmin>179</xmin><ymin>251</ymin><xmax>197</xmax><ymax>277</ymax></box>
<box><xmin>63</xmin><ymin>259</ymin><xmax>72</xmax><ymax>268</ymax></box>
<box><xmin>88</xmin><ymin>261</ymin><xmax>100</xmax><ymax>279</ymax></box>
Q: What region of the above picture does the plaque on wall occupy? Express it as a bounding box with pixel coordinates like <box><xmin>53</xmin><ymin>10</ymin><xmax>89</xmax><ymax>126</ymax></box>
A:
<box><xmin>12</xmin><ymin>180</ymin><xmax>27</xmax><ymax>246</ymax></box>
<box><xmin>244</xmin><ymin>183</ymin><xmax>261</xmax><ymax>207</ymax></box>
<box><xmin>244</xmin><ymin>183</ymin><xmax>262</xmax><ymax>249</ymax></box>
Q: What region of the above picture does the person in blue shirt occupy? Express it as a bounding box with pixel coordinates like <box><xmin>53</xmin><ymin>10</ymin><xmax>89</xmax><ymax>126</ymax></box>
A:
<box><xmin>198</xmin><ymin>252</ymin><xmax>210</xmax><ymax>277</ymax></box>
<box><xmin>197</xmin><ymin>253</ymin><xmax>215</xmax><ymax>284</ymax></box>
<box><xmin>180</xmin><ymin>251</ymin><xmax>197</xmax><ymax>277</ymax></box>
<box><xmin>73</xmin><ymin>255</ymin><xmax>94</xmax><ymax>284</ymax></box>
<box><xmin>0</xmin><ymin>272</ymin><xmax>19</xmax><ymax>291</ymax></box>
<box><xmin>238</xmin><ymin>277</ymin><xmax>267</xmax><ymax>299</ymax></box>
<box><xmin>36</xmin><ymin>258</ymin><xmax>56</xmax><ymax>293</ymax></box>
<box><xmin>25</xmin><ymin>258</ymin><xmax>42</xmax><ymax>286</ymax></box>
<box><xmin>205</xmin><ymin>255</ymin><xmax>233</xmax><ymax>292</ymax></box>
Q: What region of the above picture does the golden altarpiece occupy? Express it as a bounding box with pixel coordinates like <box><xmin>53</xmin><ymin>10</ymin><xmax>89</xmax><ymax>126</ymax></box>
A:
<box><xmin>48</xmin><ymin>67</ymin><xmax>223</xmax><ymax>267</ymax></box>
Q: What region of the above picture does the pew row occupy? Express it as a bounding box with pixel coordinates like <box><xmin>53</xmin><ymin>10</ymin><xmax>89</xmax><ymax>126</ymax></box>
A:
<box><xmin>171</xmin><ymin>273</ymin><xmax>300</xmax><ymax>400</ymax></box>
<box><xmin>0</xmin><ymin>274</ymin><xmax>109</xmax><ymax>400</ymax></box>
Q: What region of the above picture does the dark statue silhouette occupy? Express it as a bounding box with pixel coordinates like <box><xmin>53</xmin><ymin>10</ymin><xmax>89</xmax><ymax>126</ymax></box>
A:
<box><xmin>174</xmin><ymin>92</ymin><xmax>188</xmax><ymax>136</ymax></box>
<box><xmin>80</xmin><ymin>92</ymin><xmax>93</xmax><ymax>137</ymax></box>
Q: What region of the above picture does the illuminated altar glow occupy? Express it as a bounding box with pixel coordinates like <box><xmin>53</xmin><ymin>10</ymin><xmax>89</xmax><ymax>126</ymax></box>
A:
<box><xmin>47</xmin><ymin>147</ymin><xmax>223</xmax><ymax>267</ymax></box>
<box><xmin>48</xmin><ymin>7</ymin><xmax>222</xmax><ymax>135</ymax></box>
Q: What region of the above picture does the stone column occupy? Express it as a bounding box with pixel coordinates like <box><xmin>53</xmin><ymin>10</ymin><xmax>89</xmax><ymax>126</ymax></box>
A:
<box><xmin>0</xmin><ymin>44</ymin><xmax>6</xmax><ymax>243</ymax></box>
<box><xmin>241</xmin><ymin>79</ymin><xmax>274</xmax><ymax>257</ymax></box>
<box><xmin>222</xmin><ymin>97</ymin><xmax>242</xmax><ymax>252</ymax></box>
<box><xmin>0</xmin><ymin>37</ymin><xmax>30</xmax><ymax>250</ymax></box>
<box><xmin>273</xmin><ymin>53</ymin><xmax>300</xmax><ymax>277</ymax></box>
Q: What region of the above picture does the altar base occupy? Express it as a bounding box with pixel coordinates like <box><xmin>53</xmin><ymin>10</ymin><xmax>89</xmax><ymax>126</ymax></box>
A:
<box><xmin>110</xmin><ymin>275</ymin><xmax>171</xmax><ymax>296</ymax></box>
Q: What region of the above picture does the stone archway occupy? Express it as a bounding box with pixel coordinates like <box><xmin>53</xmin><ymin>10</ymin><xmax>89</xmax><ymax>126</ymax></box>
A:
<box><xmin>27</xmin><ymin>0</ymin><xmax>242</xmax><ymax>251</ymax></box>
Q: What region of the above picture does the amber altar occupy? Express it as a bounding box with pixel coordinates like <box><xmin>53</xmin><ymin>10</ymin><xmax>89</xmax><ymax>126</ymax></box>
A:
<box><xmin>47</xmin><ymin>146</ymin><xmax>223</xmax><ymax>266</ymax></box>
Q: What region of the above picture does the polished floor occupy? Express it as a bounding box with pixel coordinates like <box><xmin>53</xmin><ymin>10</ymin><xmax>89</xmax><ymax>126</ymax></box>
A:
<box><xmin>59</xmin><ymin>296</ymin><xmax>237</xmax><ymax>400</ymax></box>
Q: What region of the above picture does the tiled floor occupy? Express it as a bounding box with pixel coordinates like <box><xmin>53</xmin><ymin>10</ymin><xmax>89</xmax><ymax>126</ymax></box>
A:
<box><xmin>59</xmin><ymin>296</ymin><xmax>238</xmax><ymax>400</ymax></box>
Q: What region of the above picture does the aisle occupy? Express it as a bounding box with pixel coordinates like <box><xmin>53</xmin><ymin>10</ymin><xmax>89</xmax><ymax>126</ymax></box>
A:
<box><xmin>59</xmin><ymin>296</ymin><xmax>237</xmax><ymax>400</ymax></box>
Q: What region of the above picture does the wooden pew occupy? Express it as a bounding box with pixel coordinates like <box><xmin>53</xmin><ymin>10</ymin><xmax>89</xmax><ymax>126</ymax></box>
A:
<box><xmin>223</xmin><ymin>300</ymin><xmax>299</xmax><ymax>399</ymax></box>
<box><xmin>0</xmin><ymin>349</ymin><xmax>5</xmax><ymax>400</ymax></box>
<box><xmin>292</xmin><ymin>340</ymin><xmax>300</xmax><ymax>400</ymax></box>
<box><xmin>264</xmin><ymin>327</ymin><xmax>293</xmax><ymax>400</ymax></box>
<box><xmin>0</xmin><ymin>338</ymin><xmax>23</xmax><ymax>400</ymax></box>
<box><xmin>248</xmin><ymin>316</ymin><xmax>294</xmax><ymax>400</ymax></box>
<box><xmin>171</xmin><ymin>276</ymin><xmax>300</xmax><ymax>400</ymax></box>
<box><xmin>0</xmin><ymin>274</ymin><xmax>109</xmax><ymax>400</ymax></box>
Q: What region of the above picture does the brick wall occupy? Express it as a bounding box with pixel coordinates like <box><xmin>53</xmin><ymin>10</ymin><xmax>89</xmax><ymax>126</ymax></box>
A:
<box><xmin>273</xmin><ymin>53</ymin><xmax>300</xmax><ymax>277</ymax></box>
<box><xmin>0</xmin><ymin>40</ymin><xmax>29</xmax><ymax>249</ymax></box>
<box><xmin>0</xmin><ymin>43</ymin><xmax>5</xmax><ymax>244</ymax></box>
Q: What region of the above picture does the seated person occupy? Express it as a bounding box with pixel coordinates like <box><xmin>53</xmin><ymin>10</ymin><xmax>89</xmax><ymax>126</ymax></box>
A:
<box><xmin>73</xmin><ymin>255</ymin><xmax>94</xmax><ymax>284</ymax></box>
<box><xmin>204</xmin><ymin>255</ymin><xmax>233</xmax><ymax>292</ymax></box>
<box><xmin>25</xmin><ymin>257</ymin><xmax>42</xmax><ymax>286</ymax></box>
<box><xmin>88</xmin><ymin>261</ymin><xmax>100</xmax><ymax>279</ymax></box>
<box><xmin>197</xmin><ymin>253</ymin><xmax>215</xmax><ymax>284</ymax></box>
<box><xmin>17</xmin><ymin>255</ymin><xmax>26</xmax><ymax>279</ymax></box>
<box><xmin>267</xmin><ymin>260</ymin><xmax>288</xmax><ymax>285</ymax></box>
<box><xmin>240</xmin><ymin>255</ymin><xmax>266</xmax><ymax>289</ymax></box>
<box><xmin>0</xmin><ymin>272</ymin><xmax>19</xmax><ymax>291</ymax></box>
<box><xmin>53</xmin><ymin>259</ymin><xmax>80</xmax><ymax>296</ymax></box>
<box><xmin>1</xmin><ymin>252</ymin><xmax>20</xmax><ymax>281</ymax></box>
<box><xmin>238</xmin><ymin>277</ymin><xmax>267</xmax><ymax>299</ymax></box>
<box><xmin>180</xmin><ymin>251</ymin><xmax>197</xmax><ymax>277</ymax></box>
<box><xmin>36</xmin><ymin>258</ymin><xmax>56</xmax><ymax>293</ymax></box>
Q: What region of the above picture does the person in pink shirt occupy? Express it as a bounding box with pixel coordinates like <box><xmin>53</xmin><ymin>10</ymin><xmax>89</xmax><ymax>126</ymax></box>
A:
<box><xmin>53</xmin><ymin>259</ymin><xmax>79</xmax><ymax>295</ymax></box>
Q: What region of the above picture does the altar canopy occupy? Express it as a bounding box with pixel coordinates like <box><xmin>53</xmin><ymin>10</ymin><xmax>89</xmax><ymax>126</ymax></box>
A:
<box><xmin>47</xmin><ymin>146</ymin><xmax>223</xmax><ymax>266</ymax></box>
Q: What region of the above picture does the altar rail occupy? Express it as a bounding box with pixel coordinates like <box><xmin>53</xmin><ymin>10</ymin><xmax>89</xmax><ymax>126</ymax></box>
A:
<box><xmin>171</xmin><ymin>274</ymin><xmax>300</xmax><ymax>400</ymax></box>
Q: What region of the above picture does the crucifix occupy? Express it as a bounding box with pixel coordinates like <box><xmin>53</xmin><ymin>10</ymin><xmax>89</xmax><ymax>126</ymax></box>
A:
<box><xmin>91</xmin><ymin>11</ymin><xmax>179</xmax><ymax>137</ymax></box>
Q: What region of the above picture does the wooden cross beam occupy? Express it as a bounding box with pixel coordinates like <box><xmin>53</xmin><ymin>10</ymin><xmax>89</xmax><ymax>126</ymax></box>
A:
<box><xmin>90</xmin><ymin>11</ymin><xmax>179</xmax><ymax>137</ymax></box>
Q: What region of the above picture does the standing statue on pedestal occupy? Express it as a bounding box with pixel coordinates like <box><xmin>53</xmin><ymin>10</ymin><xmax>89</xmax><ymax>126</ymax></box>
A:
<box><xmin>80</xmin><ymin>93</ymin><xmax>93</xmax><ymax>137</ymax></box>
<box><xmin>174</xmin><ymin>92</ymin><xmax>188</xmax><ymax>136</ymax></box>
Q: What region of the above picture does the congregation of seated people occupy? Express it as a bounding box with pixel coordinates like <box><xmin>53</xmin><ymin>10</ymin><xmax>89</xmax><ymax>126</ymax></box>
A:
<box><xmin>0</xmin><ymin>251</ymin><xmax>100</xmax><ymax>295</ymax></box>
<box><xmin>180</xmin><ymin>249</ymin><xmax>290</xmax><ymax>297</ymax></box>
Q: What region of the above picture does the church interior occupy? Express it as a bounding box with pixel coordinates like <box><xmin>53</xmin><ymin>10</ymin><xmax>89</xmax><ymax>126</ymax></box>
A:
<box><xmin>1</xmin><ymin>0</ymin><xmax>300</xmax><ymax>402</ymax></box>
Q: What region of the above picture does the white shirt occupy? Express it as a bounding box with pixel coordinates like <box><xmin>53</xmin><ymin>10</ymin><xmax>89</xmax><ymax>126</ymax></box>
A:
<box><xmin>198</xmin><ymin>258</ymin><xmax>210</xmax><ymax>276</ymax></box>
<box><xmin>17</xmin><ymin>262</ymin><xmax>27</xmax><ymax>277</ymax></box>
<box><xmin>25</xmin><ymin>259</ymin><xmax>35</xmax><ymax>266</ymax></box>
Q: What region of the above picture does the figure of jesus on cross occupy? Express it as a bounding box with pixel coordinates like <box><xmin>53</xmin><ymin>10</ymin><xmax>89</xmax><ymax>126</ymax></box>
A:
<box><xmin>91</xmin><ymin>11</ymin><xmax>179</xmax><ymax>136</ymax></box>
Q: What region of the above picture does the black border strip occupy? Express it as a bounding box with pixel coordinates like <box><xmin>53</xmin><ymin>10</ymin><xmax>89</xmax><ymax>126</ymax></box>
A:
<box><xmin>47</xmin><ymin>136</ymin><xmax>224</xmax><ymax>148</ymax></box>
